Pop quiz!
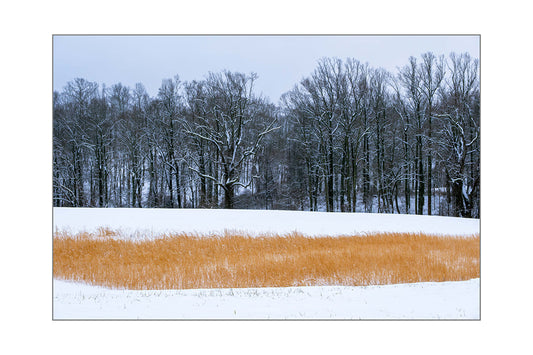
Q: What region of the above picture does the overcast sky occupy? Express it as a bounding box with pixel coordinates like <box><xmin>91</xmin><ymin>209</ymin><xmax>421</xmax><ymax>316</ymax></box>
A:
<box><xmin>53</xmin><ymin>35</ymin><xmax>479</xmax><ymax>103</ymax></box>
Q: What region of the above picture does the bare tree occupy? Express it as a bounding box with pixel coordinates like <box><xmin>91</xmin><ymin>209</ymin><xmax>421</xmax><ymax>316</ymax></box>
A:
<box><xmin>183</xmin><ymin>71</ymin><xmax>278</xmax><ymax>209</ymax></box>
<box><xmin>437</xmin><ymin>53</ymin><xmax>480</xmax><ymax>217</ymax></box>
<box><xmin>419</xmin><ymin>52</ymin><xmax>445</xmax><ymax>215</ymax></box>
<box><xmin>344</xmin><ymin>59</ymin><xmax>370</xmax><ymax>212</ymax></box>
<box><xmin>281</xmin><ymin>85</ymin><xmax>322</xmax><ymax>211</ymax></box>
<box><xmin>156</xmin><ymin>76</ymin><xmax>184</xmax><ymax>208</ymax></box>
<box><xmin>397</xmin><ymin>57</ymin><xmax>426</xmax><ymax>214</ymax></box>
<box><xmin>62</xmin><ymin>78</ymin><xmax>98</xmax><ymax>206</ymax></box>
<box><xmin>86</xmin><ymin>85</ymin><xmax>114</xmax><ymax>206</ymax></box>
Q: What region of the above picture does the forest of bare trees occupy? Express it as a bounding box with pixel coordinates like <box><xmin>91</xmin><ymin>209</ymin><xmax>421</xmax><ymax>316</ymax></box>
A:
<box><xmin>53</xmin><ymin>52</ymin><xmax>479</xmax><ymax>218</ymax></box>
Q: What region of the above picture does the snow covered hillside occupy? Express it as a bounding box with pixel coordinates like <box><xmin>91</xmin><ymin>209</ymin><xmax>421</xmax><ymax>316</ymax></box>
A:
<box><xmin>53</xmin><ymin>207</ymin><xmax>479</xmax><ymax>238</ymax></box>
<box><xmin>53</xmin><ymin>207</ymin><xmax>480</xmax><ymax>319</ymax></box>
<box><xmin>53</xmin><ymin>278</ymin><xmax>480</xmax><ymax>320</ymax></box>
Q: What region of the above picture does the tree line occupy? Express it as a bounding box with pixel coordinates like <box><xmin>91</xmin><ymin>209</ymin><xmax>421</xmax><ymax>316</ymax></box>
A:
<box><xmin>53</xmin><ymin>52</ymin><xmax>479</xmax><ymax>218</ymax></box>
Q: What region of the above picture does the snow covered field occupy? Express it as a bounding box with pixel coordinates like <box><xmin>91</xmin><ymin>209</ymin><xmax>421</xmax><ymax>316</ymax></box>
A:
<box><xmin>53</xmin><ymin>207</ymin><xmax>480</xmax><ymax>238</ymax></box>
<box><xmin>54</xmin><ymin>278</ymin><xmax>480</xmax><ymax>320</ymax></box>
<box><xmin>53</xmin><ymin>207</ymin><xmax>480</xmax><ymax>319</ymax></box>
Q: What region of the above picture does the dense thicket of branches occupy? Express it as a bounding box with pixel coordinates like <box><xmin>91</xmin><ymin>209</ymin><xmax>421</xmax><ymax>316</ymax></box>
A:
<box><xmin>53</xmin><ymin>52</ymin><xmax>480</xmax><ymax>217</ymax></box>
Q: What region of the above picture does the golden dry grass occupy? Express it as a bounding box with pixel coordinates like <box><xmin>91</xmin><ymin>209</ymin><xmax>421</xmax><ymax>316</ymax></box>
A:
<box><xmin>53</xmin><ymin>230</ymin><xmax>479</xmax><ymax>290</ymax></box>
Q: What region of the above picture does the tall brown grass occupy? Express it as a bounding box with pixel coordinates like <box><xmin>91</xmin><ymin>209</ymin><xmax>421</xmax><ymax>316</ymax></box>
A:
<box><xmin>53</xmin><ymin>230</ymin><xmax>479</xmax><ymax>290</ymax></box>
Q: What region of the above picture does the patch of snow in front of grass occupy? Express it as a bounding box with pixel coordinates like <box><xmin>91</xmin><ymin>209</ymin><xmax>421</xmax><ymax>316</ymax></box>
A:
<box><xmin>53</xmin><ymin>278</ymin><xmax>480</xmax><ymax>320</ymax></box>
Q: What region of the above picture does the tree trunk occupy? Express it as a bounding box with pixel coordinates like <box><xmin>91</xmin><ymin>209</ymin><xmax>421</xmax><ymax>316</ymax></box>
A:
<box><xmin>224</xmin><ymin>185</ymin><xmax>234</xmax><ymax>209</ymax></box>
<box><xmin>174</xmin><ymin>161</ymin><xmax>182</xmax><ymax>208</ymax></box>
<box><xmin>417</xmin><ymin>137</ymin><xmax>424</xmax><ymax>215</ymax></box>
<box><xmin>327</xmin><ymin>133</ymin><xmax>334</xmax><ymax>212</ymax></box>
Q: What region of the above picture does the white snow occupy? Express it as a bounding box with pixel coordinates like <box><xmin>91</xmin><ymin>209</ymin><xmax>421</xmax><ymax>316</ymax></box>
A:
<box><xmin>53</xmin><ymin>207</ymin><xmax>480</xmax><ymax>319</ymax></box>
<box><xmin>53</xmin><ymin>207</ymin><xmax>479</xmax><ymax>239</ymax></box>
<box><xmin>53</xmin><ymin>278</ymin><xmax>480</xmax><ymax>320</ymax></box>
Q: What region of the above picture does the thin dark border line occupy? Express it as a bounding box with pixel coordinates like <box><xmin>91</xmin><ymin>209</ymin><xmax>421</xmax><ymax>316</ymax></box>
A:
<box><xmin>52</xmin><ymin>34</ymin><xmax>481</xmax><ymax>37</ymax></box>
<box><xmin>478</xmin><ymin>34</ymin><xmax>482</xmax><ymax>321</ymax></box>
<box><xmin>52</xmin><ymin>34</ymin><xmax>481</xmax><ymax>321</ymax></box>
<box><xmin>52</xmin><ymin>34</ymin><xmax>55</xmax><ymax>321</ymax></box>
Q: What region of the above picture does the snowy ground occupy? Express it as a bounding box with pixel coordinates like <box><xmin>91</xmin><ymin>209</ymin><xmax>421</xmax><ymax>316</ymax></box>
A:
<box><xmin>53</xmin><ymin>207</ymin><xmax>479</xmax><ymax>239</ymax></box>
<box><xmin>53</xmin><ymin>278</ymin><xmax>480</xmax><ymax>320</ymax></box>
<box><xmin>53</xmin><ymin>207</ymin><xmax>479</xmax><ymax>319</ymax></box>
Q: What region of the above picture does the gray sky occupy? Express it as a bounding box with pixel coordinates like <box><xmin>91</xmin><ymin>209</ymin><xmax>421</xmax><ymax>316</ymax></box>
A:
<box><xmin>53</xmin><ymin>35</ymin><xmax>479</xmax><ymax>103</ymax></box>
